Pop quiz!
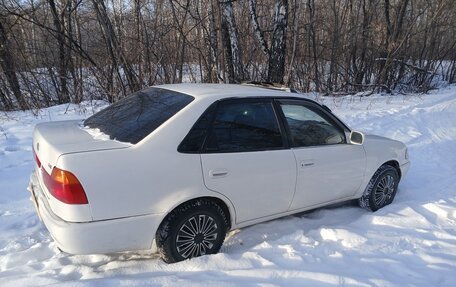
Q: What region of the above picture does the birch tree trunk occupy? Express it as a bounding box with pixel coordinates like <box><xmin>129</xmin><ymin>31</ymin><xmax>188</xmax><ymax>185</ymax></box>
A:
<box><xmin>267</xmin><ymin>0</ymin><xmax>288</xmax><ymax>83</ymax></box>
<box><xmin>220</xmin><ymin>0</ymin><xmax>244</xmax><ymax>83</ymax></box>
<box><xmin>247</xmin><ymin>0</ymin><xmax>288</xmax><ymax>84</ymax></box>
<box><xmin>248</xmin><ymin>0</ymin><xmax>269</xmax><ymax>56</ymax></box>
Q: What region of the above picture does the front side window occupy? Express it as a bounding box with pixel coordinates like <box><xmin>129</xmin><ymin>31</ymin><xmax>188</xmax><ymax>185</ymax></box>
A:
<box><xmin>280</xmin><ymin>102</ymin><xmax>345</xmax><ymax>147</ymax></box>
<box><xmin>204</xmin><ymin>100</ymin><xmax>284</xmax><ymax>152</ymax></box>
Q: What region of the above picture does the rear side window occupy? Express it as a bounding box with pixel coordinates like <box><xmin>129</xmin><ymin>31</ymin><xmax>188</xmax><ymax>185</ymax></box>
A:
<box><xmin>84</xmin><ymin>88</ymin><xmax>194</xmax><ymax>144</ymax></box>
<box><xmin>204</xmin><ymin>100</ymin><xmax>284</xmax><ymax>153</ymax></box>
<box><xmin>178</xmin><ymin>103</ymin><xmax>217</xmax><ymax>153</ymax></box>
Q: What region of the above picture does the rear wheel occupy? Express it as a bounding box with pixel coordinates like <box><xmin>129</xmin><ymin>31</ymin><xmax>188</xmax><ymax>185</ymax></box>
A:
<box><xmin>359</xmin><ymin>165</ymin><xmax>399</xmax><ymax>211</ymax></box>
<box><xmin>156</xmin><ymin>199</ymin><xmax>228</xmax><ymax>263</ymax></box>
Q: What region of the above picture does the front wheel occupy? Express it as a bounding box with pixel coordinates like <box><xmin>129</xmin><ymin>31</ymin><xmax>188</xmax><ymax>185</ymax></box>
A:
<box><xmin>359</xmin><ymin>165</ymin><xmax>399</xmax><ymax>211</ymax></box>
<box><xmin>156</xmin><ymin>199</ymin><xmax>228</xmax><ymax>263</ymax></box>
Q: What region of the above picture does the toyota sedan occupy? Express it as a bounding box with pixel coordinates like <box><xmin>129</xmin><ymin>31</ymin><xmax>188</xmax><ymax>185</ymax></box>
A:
<box><xmin>28</xmin><ymin>84</ymin><xmax>410</xmax><ymax>263</ymax></box>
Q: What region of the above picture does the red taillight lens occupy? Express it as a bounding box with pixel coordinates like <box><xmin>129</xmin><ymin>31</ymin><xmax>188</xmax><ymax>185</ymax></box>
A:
<box><xmin>43</xmin><ymin>167</ymin><xmax>88</xmax><ymax>204</ymax></box>
<box><xmin>33</xmin><ymin>149</ymin><xmax>41</xmax><ymax>168</ymax></box>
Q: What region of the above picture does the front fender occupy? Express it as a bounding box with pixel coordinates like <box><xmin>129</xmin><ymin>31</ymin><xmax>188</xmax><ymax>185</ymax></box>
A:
<box><xmin>355</xmin><ymin>135</ymin><xmax>407</xmax><ymax>197</ymax></box>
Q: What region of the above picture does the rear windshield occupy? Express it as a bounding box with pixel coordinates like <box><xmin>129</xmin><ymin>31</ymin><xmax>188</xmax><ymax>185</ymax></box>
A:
<box><xmin>84</xmin><ymin>87</ymin><xmax>194</xmax><ymax>144</ymax></box>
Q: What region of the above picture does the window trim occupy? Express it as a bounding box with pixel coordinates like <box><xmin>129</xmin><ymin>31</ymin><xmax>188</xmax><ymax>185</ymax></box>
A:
<box><xmin>275</xmin><ymin>99</ymin><xmax>349</xmax><ymax>148</ymax></box>
<box><xmin>178</xmin><ymin>96</ymin><xmax>352</xmax><ymax>154</ymax></box>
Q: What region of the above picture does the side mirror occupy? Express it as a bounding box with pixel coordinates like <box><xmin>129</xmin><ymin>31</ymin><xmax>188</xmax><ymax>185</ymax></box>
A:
<box><xmin>349</xmin><ymin>131</ymin><xmax>364</xmax><ymax>145</ymax></box>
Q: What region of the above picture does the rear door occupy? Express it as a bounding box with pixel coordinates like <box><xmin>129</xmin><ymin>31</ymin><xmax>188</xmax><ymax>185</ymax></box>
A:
<box><xmin>200</xmin><ymin>99</ymin><xmax>297</xmax><ymax>223</ymax></box>
<box><xmin>277</xmin><ymin>100</ymin><xmax>366</xmax><ymax>209</ymax></box>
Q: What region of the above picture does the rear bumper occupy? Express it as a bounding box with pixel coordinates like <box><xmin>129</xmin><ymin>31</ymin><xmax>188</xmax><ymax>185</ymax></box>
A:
<box><xmin>28</xmin><ymin>171</ymin><xmax>162</xmax><ymax>254</ymax></box>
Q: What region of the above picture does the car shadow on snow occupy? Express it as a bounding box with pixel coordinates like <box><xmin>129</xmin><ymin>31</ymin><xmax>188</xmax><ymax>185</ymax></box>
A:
<box><xmin>222</xmin><ymin>199</ymin><xmax>364</xmax><ymax>254</ymax></box>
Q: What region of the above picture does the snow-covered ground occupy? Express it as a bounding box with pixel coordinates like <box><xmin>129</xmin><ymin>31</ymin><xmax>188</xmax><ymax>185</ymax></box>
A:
<box><xmin>1</xmin><ymin>86</ymin><xmax>455</xmax><ymax>286</ymax></box>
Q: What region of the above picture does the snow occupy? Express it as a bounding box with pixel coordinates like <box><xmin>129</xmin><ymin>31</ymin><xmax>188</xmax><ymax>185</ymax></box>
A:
<box><xmin>80</xmin><ymin>125</ymin><xmax>112</xmax><ymax>141</ymax></box>
<box><xmin>1</xmin><ymin>86</ymin><xmax>456</xmax><ymax>286</ymax></box>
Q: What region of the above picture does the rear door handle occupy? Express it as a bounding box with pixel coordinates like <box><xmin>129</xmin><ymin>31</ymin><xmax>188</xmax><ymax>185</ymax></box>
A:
<box><xmin>209</xmin><ymin>169</ymin><xmax>229</xmax><ymax>178</ymax></box>
<box><xmin>300</xmin><ymin>160</ymin><xmax>315</xmax><ymax>168</ymax></box>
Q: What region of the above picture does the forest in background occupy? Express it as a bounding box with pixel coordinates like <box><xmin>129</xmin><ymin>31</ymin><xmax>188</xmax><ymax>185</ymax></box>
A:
<box><xmin>0</xmin><ymin>0</ymin><xmax>455</xmax><ymax>111</ymax></box>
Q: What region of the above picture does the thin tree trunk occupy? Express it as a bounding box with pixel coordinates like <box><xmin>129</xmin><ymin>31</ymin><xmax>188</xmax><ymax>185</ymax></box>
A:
<box><xmin>0</xmin><ymin>20</ymin><xmax>27</xmax><ymax>110</ymax></box>
<box><xmin>378</xmin><ymin>0</ymin><xmax>410</xmax><ymax>91</ymax></box>
<box><xmin>355</xmin><ymin>0</ymin><xmax>369</xmax><ymax>87</ymax></box>
<box><xmin>48</xmin><ymin>0</ymin><xmax>70</xmax><ymax>103</ymax></box>
<box><xmin>169</xmin><ymin>0</ymin><xmax>190</xmax><ymax>83</ymax></box>
<box><xmin>327</xmin><ymin>0</ymin><xmax>339</xmax><ymax>91</ymax></box>
<box><xmin>0</xmin><ymin>86</ymin><xmax>13</xmax><ymax>110</ymax></box>
<box><xmin>134</xmin><ymin>0</ymin><xmax>143</xmax><ymax>86</ymax></box>
<box><xmin>92</xmin><ymin>0</ymin><xmax>139</xmax><ymax>95</ymax></box>
<box><xmin>308</xmin><ymin>0</ymin><xmax>319</xmax><ymax>91</ymax></box>
<box><xmin>286</xmin><ymin>0</ymin><xmax>299</xmax><ymax>85</ymax></box>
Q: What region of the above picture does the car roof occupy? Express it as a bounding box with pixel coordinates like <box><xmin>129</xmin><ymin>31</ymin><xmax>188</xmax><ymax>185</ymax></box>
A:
<box><xmin>156</xmin><ymin>83</ymin><xmax>316</xmax><ymax>102</ymax></box>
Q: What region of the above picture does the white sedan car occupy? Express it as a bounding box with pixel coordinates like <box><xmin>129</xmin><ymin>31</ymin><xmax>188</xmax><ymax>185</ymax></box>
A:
<box><xmin>28</xmin><ymin>84</ymin><xmax>410</xmax><ymax>263</ymax></box>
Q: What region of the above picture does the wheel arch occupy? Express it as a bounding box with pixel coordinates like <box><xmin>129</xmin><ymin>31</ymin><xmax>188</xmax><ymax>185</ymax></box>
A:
<box><xmin>381</xmin><ymin>160</ymin><xmax>401</xmax><ymax>180</ymax></box>
<box><xmin>355</xmin><ymin>157</ymin><xmax>402</xmax><ymax>199</ymax></box>
<box><xmin>159</xmin><ymin>196</ymin><xmax>234</xmax><ymax>232</ymax></box>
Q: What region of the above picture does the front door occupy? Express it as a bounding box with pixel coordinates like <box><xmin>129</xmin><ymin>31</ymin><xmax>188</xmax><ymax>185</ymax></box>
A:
<box><xmin>277</xmin><ymin>100</ymin><xmax>366</xmax><ymax>210</ymax></box>
<box><xmin>290</xmin><ymin>145</ymin><xmax>365</xmax><ymax>209</ymax></box>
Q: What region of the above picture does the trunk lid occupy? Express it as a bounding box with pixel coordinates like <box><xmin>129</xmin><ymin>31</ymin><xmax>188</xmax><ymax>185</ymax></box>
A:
<box><xmin>33</xmin><ymin>120</ymin><xmax>131</xmax><ymax>174</ymax></box>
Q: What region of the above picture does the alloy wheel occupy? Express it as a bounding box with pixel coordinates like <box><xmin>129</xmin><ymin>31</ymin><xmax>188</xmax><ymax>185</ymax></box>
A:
<box><xmin>175</xmin><ymin>214</ymin><xmax>219</xmax><ymax>259</ymax></box>
<box><xmin>374</xmin><ymin>174</ymin><xmax>395</xmax><ymax>207</ymax></box>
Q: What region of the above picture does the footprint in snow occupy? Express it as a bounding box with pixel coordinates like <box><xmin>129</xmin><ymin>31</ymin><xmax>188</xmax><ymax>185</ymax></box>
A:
<box><xmin>4</xmin><ymin>146</ymin><xmax>20</xmax><ymax>152</ymax></box>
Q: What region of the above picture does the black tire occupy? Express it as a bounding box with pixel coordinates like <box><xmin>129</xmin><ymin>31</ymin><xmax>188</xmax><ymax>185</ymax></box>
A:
<box><xmin>156</xmin><ymin>199</ymin><xmax>229</xmax><ymax>263</ymax></box>
<box><xmin>359</xmin><ymin>165</ymin><xmax>399</xmax><ymax>211</ymax></box>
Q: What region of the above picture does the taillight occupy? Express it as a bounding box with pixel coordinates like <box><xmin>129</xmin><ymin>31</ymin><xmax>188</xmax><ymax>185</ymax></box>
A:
<box><xmin>42</xmin><ymin>167</ymin><xmax>88</xmax><ymax>204</ymax></box>
<box><xmin>33</xmin><ymin>148</ymin><xmax>41</xmax><ymax>168</ymax></box>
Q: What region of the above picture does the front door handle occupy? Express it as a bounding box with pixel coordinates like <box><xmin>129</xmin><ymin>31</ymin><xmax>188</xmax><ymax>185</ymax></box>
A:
<box><xmin>209</xmin><ymin>169</ymin><xmax>229</xmax><ymax>178</ymax></box>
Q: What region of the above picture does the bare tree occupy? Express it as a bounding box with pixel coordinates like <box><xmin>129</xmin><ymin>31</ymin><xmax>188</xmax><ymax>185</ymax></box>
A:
<box><xmin>92</xmin><ymin>0</ymin><xmax>139</xmax><ymax>99</ymax></box>
<box><xmin>376</xmin><ymin>0</ymin><xmax>411</xmax><ymax>91</ymax></box>
<box><xmin>48</xmin><ymin>0</ymin><xmax>70</xmax><ymax>103</ymax></box>
<box><xmin>0</xmin><ymin>17</ymin><xmax>27</xmax><ymax>110</ymax></box>
<box><xmin>1</xmin><ymin>0</ymin><xmax>456</xmax><ymax>110</ymax></box>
